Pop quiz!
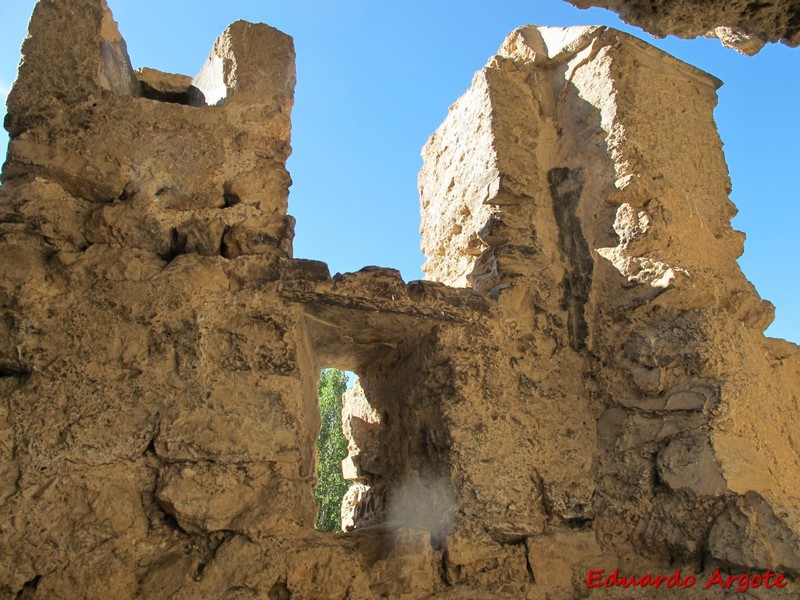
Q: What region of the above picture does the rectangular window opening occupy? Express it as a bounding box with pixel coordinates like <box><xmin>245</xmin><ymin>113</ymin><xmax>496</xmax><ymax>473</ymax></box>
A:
<box><xmin>313</xmin><ymin>368</ymin><xmax>355</xmax><ymax>532</ymax></box>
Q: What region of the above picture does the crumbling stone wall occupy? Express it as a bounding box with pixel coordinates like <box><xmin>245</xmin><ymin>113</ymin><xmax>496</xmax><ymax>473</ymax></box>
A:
<box><xmin>1</xmin><ymin>1</ymin><xmax>799</xmax><ymax>598</ymax></box>
<box><xmin>566</xmin><ymin>0</ymin><xmax>800</xmax><ymax>54</ymax></box>
<box><xmin>419</xmin><ymin>24</ymin><xmax>800</xmax><ymax>596</ymax></box>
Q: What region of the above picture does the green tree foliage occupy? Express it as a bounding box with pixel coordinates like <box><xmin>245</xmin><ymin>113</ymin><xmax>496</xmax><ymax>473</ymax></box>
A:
<box><xmin>314</xmin><ymin>368</ymin><xmax>350</xmax><ymax>532</ymax></box>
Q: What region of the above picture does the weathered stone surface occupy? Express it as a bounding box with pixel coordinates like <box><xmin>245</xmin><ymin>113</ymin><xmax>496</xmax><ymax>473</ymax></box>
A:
<box><xmin>4</xmin><ymin>2</ymin><xmax>295</xmax><ymax>238</ymax></box>
<box><xmin>567</xmin><ymin>0</ymin><xmax>799</xmax><ymax>54</ymax></box>
<box><xmin>656</xmin><ymin>434</ymin><xmax>727</xmax><ymax>497</ymax></box>
<box><xmin>709</xmin><ymin>492</ymin><xmax>800</xmax><ymax>576</ymax></box>
<box><xmin>135</xmin><ymin>67</ymin><xmax>192</xmax><ymax>103</ymax></box>
<box><xmin>342</xmin><ymin>379</ymin><xmax>384</xmax><ymax>483</ymax></box>
<box><xmin>420</xmin><ymin>22</ymin><xmax>800</xmax><ymax>597</ymax></box>
<box><xmin>1</xmin><ymin>3</ymin><xmax>799</xmax><ymax>598</ymax></box>
<box><xmin>525</xmin><ymin>530</ymin><xmax>608</xmax><ymax>597</ymax></box>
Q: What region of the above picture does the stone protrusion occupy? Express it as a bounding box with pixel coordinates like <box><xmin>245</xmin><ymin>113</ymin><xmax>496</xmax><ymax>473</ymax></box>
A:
<box><xmin>3</xmin><ymin>0</ymin><xmax>295</xmax><ymax>262</ymax></box>
<box><xmin>6</xmin><ymin>0</ymin><xmax>137</xmax><ymax>135</ymax></box>
<box><xmin>566</xmin><ymin>0</ymin><xmax>798</xmax><ymax>54</ymax></box>
<box><xmin>341</xmin><ymin>379</ymin><xmax>384</xmax><ymax>483</ymax></box>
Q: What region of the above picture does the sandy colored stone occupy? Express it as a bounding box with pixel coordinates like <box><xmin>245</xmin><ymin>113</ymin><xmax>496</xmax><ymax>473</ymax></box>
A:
<box><xmin>709</xmin><ymin>492</ymin><xmax>800</xmax><ymax>575</ymax></box>
<box><xmin>566</xmin><ymin>0</ymin><xmax>798</xmax><ymax>54</ymax></box>
<box><xmin>1</xmin><ymin>2</ymin><xmax>799</xmax><ymax>598</ymax></box>
<box><xmin>419</xmin><ymin>21</ymin><xmax>800</xmax><ymax>596</ymax></box>
<box><xmin>342</xmin><ymin>379</ymin><xmax>384</xmax><ymax>483</ymax></box>
<box><xmin>135</xmin><ymin>67</ymin><xmax>192</xmax><ymax>103</ymax></box>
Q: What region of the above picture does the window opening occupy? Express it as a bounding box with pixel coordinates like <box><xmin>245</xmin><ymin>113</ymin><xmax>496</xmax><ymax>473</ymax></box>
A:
<box><xmin>313</xmin><ymin>368</ymin><xmax>353</xmax><ymax>531</ymax></box>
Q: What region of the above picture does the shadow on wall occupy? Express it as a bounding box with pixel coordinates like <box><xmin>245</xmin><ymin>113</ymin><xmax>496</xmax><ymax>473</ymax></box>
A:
<box><xmin>302</xmin><ymin>279</ymin><xmax>457</xmax><ymax>544</ymax></box>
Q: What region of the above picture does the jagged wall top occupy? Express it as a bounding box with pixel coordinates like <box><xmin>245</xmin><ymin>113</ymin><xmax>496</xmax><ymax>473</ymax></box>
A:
<box><xmin>3</xmin><ymin>0</ymin><xmax>296</xmax><ymax>262</ymax></box>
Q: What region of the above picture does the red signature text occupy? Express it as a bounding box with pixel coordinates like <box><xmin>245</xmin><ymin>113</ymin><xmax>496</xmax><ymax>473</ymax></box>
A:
<box><xmin>586</xmin><ymin>568</ymin><xmax>788</xmax><ymax>592</ymax></box>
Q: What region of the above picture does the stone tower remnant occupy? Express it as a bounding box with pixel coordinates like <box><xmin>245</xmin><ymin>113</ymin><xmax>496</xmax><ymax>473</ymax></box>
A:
<box><xmin>1</xmin><ymin>1</ymin><xmax>798</xmax><ymax>598</ymax></box>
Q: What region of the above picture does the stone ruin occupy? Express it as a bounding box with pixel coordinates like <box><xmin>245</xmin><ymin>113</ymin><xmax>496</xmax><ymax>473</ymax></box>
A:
<box><xmin>566</xmin><ymin>0</ymin><xmax>800</xmax><ymax>55</ymax></box>
<box><xmin>1</xmin><ymin>1</ymin><xmax>799</xmax><ymax>598</ymax></box>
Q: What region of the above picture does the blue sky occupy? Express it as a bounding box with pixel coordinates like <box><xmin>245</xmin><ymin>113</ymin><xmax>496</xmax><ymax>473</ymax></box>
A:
<box><xmin>2</xmin><ymin>1</ymin><xmax>798</xmax><ymax>343</ymax></box>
